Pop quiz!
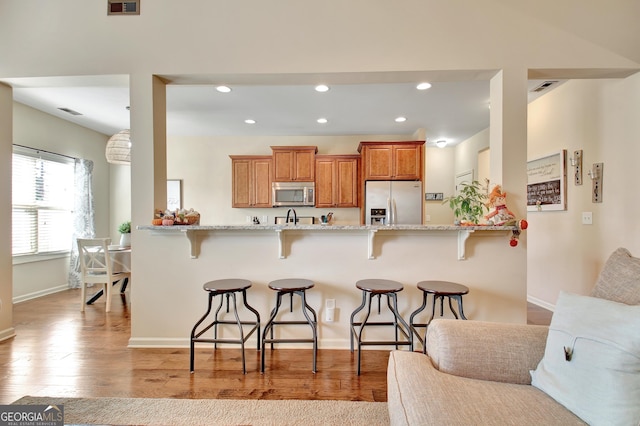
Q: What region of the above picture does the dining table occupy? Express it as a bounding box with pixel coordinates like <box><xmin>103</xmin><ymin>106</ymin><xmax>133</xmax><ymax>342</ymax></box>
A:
<box><xmin>86</xmin><ymin>245</ymin><xmax>131</xmax><ymax>305</ymax></box>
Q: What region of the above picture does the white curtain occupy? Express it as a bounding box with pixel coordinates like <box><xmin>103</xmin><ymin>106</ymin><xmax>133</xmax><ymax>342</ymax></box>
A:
<box><xmin>68</xmin><ymin>158</ymin><xmax>95</xmax><ymax>288</ymax></box>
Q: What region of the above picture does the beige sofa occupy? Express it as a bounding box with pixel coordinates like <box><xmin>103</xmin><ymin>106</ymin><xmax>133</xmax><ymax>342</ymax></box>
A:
<box><xmin>387</xmin><ymin>248</ymin><xmax>640</xmax><ymax>425</ymax></box>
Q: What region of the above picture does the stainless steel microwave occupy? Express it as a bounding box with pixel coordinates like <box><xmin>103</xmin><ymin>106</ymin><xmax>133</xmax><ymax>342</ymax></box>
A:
<box><xmin>272</xmin><ymin>182</ymin><xmax>315</xmax><ymax>207</ymax></box>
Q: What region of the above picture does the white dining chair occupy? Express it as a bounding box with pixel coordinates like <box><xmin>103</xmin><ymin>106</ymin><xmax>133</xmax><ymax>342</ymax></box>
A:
<box><xmin>77</xmin><ymin>237</ymin><xmax>131</xmax><ymax>312</ymax></box>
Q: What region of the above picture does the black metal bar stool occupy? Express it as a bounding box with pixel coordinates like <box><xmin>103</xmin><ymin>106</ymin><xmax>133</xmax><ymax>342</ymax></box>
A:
<box><xmin>410</xmin><ymin>280</ymin><xmax>469</xmax><ymax>353</ymax></box>
<box><xmin>190</xmin><ymin>278</ymin><xmax>261</xmax><ymax>374</ymax></box>
<box><xmin>261</xmin><ymin>278</ymin><xmax>318</xmax><ymax>373</ymax></box>
<box><xmin>350</xmin><ymin>279</ymin><xmax>412</xmax><ymax>375</ymax></box>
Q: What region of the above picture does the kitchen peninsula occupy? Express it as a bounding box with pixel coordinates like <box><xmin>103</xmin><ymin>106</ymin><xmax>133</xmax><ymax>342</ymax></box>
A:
<box><xmin>131</xmin><ymin>222</ymin><xmax>526</xmax><ymax>349</ymax></box>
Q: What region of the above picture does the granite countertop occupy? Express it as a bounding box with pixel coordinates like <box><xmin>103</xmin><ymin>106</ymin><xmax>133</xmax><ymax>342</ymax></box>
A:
<box><xmin>137</xmin><ymin>223</ymin><xmax>519</xmax><ymax>260</ymax></box>
<box><xmin>138</xmin><ymin>224</ymin><xmax>517</xmax><ymax>231</ymax></box>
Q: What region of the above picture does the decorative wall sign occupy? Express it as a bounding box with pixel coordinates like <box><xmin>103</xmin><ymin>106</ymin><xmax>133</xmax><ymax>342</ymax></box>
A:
<box><xmin>527</xmin><ymin>150</ymin><xmax>567</xmax><ymax>211</ymax></box>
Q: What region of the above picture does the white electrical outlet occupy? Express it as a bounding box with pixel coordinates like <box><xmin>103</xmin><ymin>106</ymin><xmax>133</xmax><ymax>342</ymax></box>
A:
<box><xmin>325</xmin><ymin>299</ymin><xmax>335</xmax><ymax>322</ymax></box>
<box><xmin>582</xmin><ymin>212</ymin><xmax>593</xmax><ymax>225</ymax></box>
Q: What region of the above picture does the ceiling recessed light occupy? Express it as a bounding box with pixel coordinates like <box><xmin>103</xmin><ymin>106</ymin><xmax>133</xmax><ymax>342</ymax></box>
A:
<box><xmin>244</xmin><ymin>119</ymin><xmax>256</xmax><ymax>124</ymax></box>
<box><xmin>436</xmin><ymin>140</ymin><xmax>448</xmax><ymax>148</ymax></box>
<box><xmin>317</xmin><ymin>118</ymin><xmax>328</xmax><ymax>124</ymax></box>
<box><xmin>395</xmin><ymin>116</ymin><xmax>407</xmax><ymax>123</ymax></box>
<box><xmin>315</xmin><ymin>84</ymin><xmax>329</xmax><ymax>92</ymax></box>
<box><xmin>216</xmin><ymin>85</ymin><xmax>231</xmax><ymax>93</ymax></box>
<box><xmin>416</xmin><ymin>82</ymin><xmax>432</xmax><ymax>90</ymax></box>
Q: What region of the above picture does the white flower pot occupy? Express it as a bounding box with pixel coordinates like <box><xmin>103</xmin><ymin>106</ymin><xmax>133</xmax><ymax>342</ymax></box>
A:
<box><xmin>119</xmin><ymin>233</ymin><xmax>131</xmax><ymax>247</ymax></box>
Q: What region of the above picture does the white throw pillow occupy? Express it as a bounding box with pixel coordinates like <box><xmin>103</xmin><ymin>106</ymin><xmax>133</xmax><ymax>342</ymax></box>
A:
<box><xmin>530</xmin><ymin>291</ymin><xmax>640</xmax><ymax>426</ymax></box>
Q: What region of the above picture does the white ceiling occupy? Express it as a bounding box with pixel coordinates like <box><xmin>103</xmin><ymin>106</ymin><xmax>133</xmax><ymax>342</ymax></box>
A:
<box><xmin>3</xmin><ymin>74</ymin><xmax>562</xmax><ymax>147</ymax></box>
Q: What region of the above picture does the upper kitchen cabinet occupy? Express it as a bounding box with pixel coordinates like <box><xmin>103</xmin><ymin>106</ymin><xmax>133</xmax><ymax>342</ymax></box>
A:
<box><xmin>230</xmin><ymin>155</ymin><xmax>272</xmax><ymax>208</ymax></box>
<box><xmin>271</xmin><ymin>146</ymin><xmax>318</xmax><ymax>182</ymax></box>
<box><xmin>315</xmin><ymin>155</ymin><xmax>360</xmax><ymax>208</ymax></box>
<box><xmin>358</xmin><ymin>141</ymin><xmax>424</xmax><ymax>181</ymax></box>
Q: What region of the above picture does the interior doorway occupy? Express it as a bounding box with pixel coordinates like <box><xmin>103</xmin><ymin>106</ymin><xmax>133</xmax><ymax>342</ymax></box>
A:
<box><xmin>454</xmin><ymin>170</ymin><xmax>473</xmax><ymax>195</ymax></box>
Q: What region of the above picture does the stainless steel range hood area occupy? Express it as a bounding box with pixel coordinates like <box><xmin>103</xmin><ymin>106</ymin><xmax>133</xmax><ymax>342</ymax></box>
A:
<box><xmin>274</xmin><ymin>216</ymin><xmax>316</xmax><ymax>225</ymax></box>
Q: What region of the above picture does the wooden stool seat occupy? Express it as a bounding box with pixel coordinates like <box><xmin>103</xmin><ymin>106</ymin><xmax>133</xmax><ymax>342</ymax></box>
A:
<box><xmin>190</xmin><ymin>278</ymin><xmax>260</xmax><ymax>374</ymax></box>
<box><xmin>356</xmin><ymin>279</ymin><xmax>404</xmax><ymax>293</ymax></box>
<box><xmin>268</xmin><ymin>278</ymin><xmax>314</xmax><ymax>292</ymax></box>
<box><xmin>350</xmin><ymin>279</ymin><xmax>412</xmax><ymax>375</ymax></box>
<box><xmin>417</xmin><ymin>280</ymin><xmax>469</xmax><ymax>296</ymax></box>
<box><xmin>262</xmin><ymin>278</ymin><xmax>318</xmax><ymax>373</ymax></box>
<box><xmin>410</xmin><ymin>280</ymin><xmax>469</xmax><ymax>353</ymax></box>
<box><xmin>203</xmin><ymin>278</ymin><xmax>252</xmax><ymax>293</ymax></box>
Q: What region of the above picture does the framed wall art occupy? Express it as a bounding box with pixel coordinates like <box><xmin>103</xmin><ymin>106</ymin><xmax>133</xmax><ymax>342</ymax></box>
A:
<box><xmin>527</xmin><ymin>150</ymin><xmax>567</xmax><ymax>212</ymax></box>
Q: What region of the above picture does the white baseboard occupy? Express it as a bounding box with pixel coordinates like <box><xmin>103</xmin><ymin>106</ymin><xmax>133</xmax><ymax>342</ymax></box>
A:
<box><xmin>527</xmin><ymin>295</ymin><xmax>555</xmax><ymax>312</ymax></box>
<box><xmin>13</xmin><ymin>285</ymin><xmax>69</xmax><ymax>304</ymax></box>
<box><xmin>0</xmin><ymin>327</ymin><xmax>16</xmax><ymax>342</ymax></box>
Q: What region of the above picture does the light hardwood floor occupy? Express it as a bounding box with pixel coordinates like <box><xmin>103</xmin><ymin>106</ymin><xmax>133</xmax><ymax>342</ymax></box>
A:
<box><xmin>0</xmin><ymin>289</ymin><xmax>551</xmax><ymax>404</ymax></box>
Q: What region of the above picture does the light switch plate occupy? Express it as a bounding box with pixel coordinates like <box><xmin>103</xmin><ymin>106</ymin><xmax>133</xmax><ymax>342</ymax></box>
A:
<box><xmin>582</xmin><ymin>212</ymin><xmax>593</xmax><ymax>225</ymax></box>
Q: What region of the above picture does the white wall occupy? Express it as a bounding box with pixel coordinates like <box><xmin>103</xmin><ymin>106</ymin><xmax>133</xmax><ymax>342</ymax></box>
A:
<box><xmin>167</xmin><ymin>134</ymin><xmax>407</xmax><ymax>226</ymax></box>
<box><xmin>455</xmin><ymin>128</ymin><xmax>491</xmax><ymax>185</ymax></box>
<box><xmin>527</xmin><ymin>74</ymin><xmax>640</xmax><ymax>308</ymax></box>
<box><xmin>12</xmin><ymin>103</ymin><xmax>111</xmax><ymax>301</ymax></box>
<box><xmin>424</xmin><ymin>146</ymin><xmax>455</xmax><ymax>224</ymax></box>
<box><xmin>109</xmin><ymin>164</ymin><xmax>131</xmax><ymax>243</ymax></box>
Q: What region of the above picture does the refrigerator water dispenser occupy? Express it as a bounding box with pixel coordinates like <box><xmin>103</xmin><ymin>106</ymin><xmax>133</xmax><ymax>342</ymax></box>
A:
<box><xmin>370</xmin><ymin>208</ymin><xmax>387</xmax><ymax>225</ymax></box>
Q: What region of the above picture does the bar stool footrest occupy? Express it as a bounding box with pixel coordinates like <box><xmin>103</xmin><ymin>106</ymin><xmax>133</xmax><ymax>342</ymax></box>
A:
<box><xmin>359</xmin><ymin>340</ymin><xmax>412</xmax><ymax>346</ymax></box>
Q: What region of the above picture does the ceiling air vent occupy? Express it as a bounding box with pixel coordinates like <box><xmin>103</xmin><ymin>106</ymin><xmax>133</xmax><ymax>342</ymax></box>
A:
<box><xmin>108</xmin><ymin>0</ymin><xmax>140</xmax><ymax>15</ymax></box>
<box><xmin>530</xmin><ymin>81</ymin><xmax>559</xmax><ymax>93</ymax></box>
<box><xmin>58</xmin><ymin>107</ymin><xmax>83</xmax><ymax>116</ymax></box>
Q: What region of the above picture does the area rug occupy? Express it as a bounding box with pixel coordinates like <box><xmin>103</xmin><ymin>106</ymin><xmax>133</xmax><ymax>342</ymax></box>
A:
<box><xmin>12</xmin><ymin>396</ymin><xmax>389</xmax><ymax>425</ymax></box>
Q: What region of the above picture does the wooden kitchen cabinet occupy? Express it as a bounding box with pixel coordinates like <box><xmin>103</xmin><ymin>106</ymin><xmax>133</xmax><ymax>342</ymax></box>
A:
<box><xmin>271</xmin><ymin>146</ymin><xmax>318</xmax><ymax>182</ymax></box>
<box><xmin>230</xmin><ymin>155</ymin><xmax>272</xmax><ymax>207</ymax></box>
<box><xmin>315</xmin><ymin>155</ymin><xmax>359</xmax><ymax>208</ymax></box>
<box><xmin>358</xmin><ymin>141</ymin><xmax>424</xmax><ymax>180</ymax></box>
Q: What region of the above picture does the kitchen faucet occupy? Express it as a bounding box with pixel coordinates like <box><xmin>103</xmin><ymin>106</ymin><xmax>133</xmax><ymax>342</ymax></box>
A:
<box><xmin>286</xmin><ymin>208</ymin><xmax>297</xmax><ymax>225</ymax></box>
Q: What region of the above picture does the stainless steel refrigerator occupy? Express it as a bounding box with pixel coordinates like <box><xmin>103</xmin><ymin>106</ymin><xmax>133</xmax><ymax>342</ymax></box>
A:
<box><xmin>365</xmin><ymin>181</ymin><xmax>423</xmax><ymax>225</ymax></box>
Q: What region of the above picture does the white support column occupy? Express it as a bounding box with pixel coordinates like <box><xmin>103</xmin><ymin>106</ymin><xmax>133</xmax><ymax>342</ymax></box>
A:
<box><xmin>489</xmin><ymin>68</ymin><xmax>529</xmax><ymax>322</ymax></box>
<box><xmin>129</xmin><ymin>74</ymin><xmax>168</xmax><ymax>340</ymax></box>
<box><xmin>0</xmin><ymin>83</ymin><xmax>16</xmax><ymax>341</ymax></box>
<box><xmin>489</xmin><ymin>68</ymin><xmax>528</xmax><ymax>217</ymax></box>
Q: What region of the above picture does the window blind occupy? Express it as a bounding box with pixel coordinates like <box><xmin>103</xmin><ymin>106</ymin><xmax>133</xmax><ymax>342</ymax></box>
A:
<box><xmin>12</xmin><ymin>146</ymin><xmax>75</xmax><ymax>256</ymax></box>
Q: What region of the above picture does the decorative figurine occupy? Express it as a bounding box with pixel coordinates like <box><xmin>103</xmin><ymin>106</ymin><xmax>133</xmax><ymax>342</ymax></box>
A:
<box><xmin>485</xmin><ymin>185</ymin><xmax>516</xmax><ymax>226</ymax></box>
<box><xmin>485</xmin><ymin>185</ymin><xmax>528</xmax><ymax>247</ymax></box>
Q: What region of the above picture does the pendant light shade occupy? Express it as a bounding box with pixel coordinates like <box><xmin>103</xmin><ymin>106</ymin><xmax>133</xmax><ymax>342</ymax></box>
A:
<box><xmin>105</xmin><ymin>129</ymin><xmax>131</xmax><ymax>164</ymax></box>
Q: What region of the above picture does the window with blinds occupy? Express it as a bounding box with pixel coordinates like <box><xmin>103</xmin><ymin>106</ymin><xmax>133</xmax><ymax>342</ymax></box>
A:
<box><xmin>12</xmin><ymin>146</ymin><xmax>75</xmax><ymax>256</ymax></box>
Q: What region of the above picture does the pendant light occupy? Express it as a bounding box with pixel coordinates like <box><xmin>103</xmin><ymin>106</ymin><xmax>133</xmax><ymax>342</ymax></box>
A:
<box><xmin>105</xmin><ymin>129</ymin><xmax>131</xmax><ymax>164</ymax></box>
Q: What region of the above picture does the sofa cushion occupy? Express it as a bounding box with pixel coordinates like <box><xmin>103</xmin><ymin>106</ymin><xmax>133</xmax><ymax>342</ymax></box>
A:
<box><xmin>426</xmin><ymin>319</ymin><xmax>548</xmax><ymax>385</ymax></box>
<box><xmin>591</xmin><ymin>247</ymin><xmax>640</xmax><ymax>304</ymax></box>
<box><xmin>388</xmin><ymin>351</ymin><xmax>585</xmax><ymax>425</ymax></box>
<box><xmin>530</xmin><ymin>291</ymin><xmax>640</xmax><ymax>426</ymax></box>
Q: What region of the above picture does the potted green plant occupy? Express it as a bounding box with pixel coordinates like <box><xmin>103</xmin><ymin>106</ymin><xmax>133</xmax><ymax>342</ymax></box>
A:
<box><xmin>443</xmin><ymin>181</ymin><xmax>488</xmax><ymax>225</ymax></box>
<box><xmin>118</xmin><ymin>221</ymin><xmax>131</xmax><ymax>247</ymax></box>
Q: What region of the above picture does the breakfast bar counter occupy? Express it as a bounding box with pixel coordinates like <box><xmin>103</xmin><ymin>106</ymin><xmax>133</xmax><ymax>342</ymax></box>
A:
<box><xmin>138</xmin><ymin>224</ymin><xmax>519</xmax><ymax>260</ymax></box>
